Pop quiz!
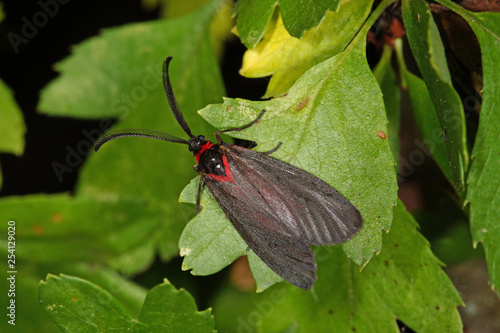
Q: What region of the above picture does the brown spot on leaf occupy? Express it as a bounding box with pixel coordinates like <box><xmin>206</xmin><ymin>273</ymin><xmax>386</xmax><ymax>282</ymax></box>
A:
<box><xmin>378</xmin><ymin>131</ymin><xmax>387</xmax><ymax>139</ymax></box>
<box><xmin>33</xmin><ymin>225</ymin><xmax>44</xmax><ymax>235</ymax></box>
<box><xmin>52</xmin><ymin>212</ymin><xmax>63</xmax><ymax>223</ymax></box>
<box><xmin>297</xmin><ymin>97</ymin><xmax>310</xmax><ymax>110</ymax></box>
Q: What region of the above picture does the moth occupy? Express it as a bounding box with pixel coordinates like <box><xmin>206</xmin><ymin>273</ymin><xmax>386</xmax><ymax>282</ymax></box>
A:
<box><xmin>95</xmin><ymin>57</ymin><xmax>363</xmax><ymax>289</ymax></box>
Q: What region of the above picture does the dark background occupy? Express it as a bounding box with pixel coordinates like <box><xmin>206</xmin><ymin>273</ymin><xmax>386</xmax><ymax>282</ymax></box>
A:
<box><xmin>0</xmin><ymin>0</ymin><xmax>159</xmax><ymax>196</ymax></box>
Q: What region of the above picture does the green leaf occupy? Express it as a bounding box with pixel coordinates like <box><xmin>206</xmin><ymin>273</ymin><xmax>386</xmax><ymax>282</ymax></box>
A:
<box><xmin>402</xmin><ymin>69</ymin><xmax>453</xmax><ymax>185</ymax></box>
<box><xmin>137</xmin><ymin>279</ymin><xmax>215</xmax><ymax>332</ymax></box>
<box><xmin>402</xmin><ymin>0</ymin><xmax>468</xmax><ymax>191</ymax></box>
<box><xmin>0</xmin><ymin>78</ymin><xmax>26</xmax><ymax>189</ymax></box>
<box><xmin>240</xmin><ymin>0</ymin><xmax>373</xmax><ymax>98</ymax></box>
<box><xmin>0</xmin><ymin>262</ymin><xmax>149</xmax><ymax>332</ymax></box>
<box><xmin>0</xmin><ymin>264</ymin><xmax>148</xmax><ymax>332</ymax></box>
<box><xmin>180</xmin><ymin>3</ymin><xmax>398</xmax><ymax>290</ymax></box>
<box><xmin>0</xmin><ymin>194</ymin><xmax>162</xmax><ymax>273</ymax></box>
<box><xmin>467</xmin><ymin>12</ymin><xmax>500</xmax><ymax>293</ymax></box>
<box><xmin>65</xmin><ymin>264</ymin><xmax>147</xmax><ymax>316</ymax></box>
<box><xmin>235</xmin><ymin>0</ymin><xmax>343</xmax><ymax>47</ymax></box>
<box><xmin>247</xmin><ymin>251</ymin><xmax>283</xmax><ymax>291</ymax></box>
<box><xmin>40</xmin><ymin>275</ymin><xmax>135</xmax><ymax>332</ymax></box>
<box><xmin>278</xmin><ymin>0</ymin><xmax>341</xmax><ymax>38</ymax></box>
<box><xmin>39</xmin><ymin>275</ymin><xmax>215</xmax><ymax>332</ymax></box>
<box><xmin>373</xmin><ymin>45</ymin><xmax>401</xmax><ymax>162</ymax></box>
<box><xmin>235</xmin><ymin>0</ymin><xmax>277</xmax><ymax>49</ymax></box>
<box><xmin>39</xmin><ymin>1</ymin><xmax>223</xmax><ymax>119</ymax></box>
<box><xmin>433</xmin><ymin>0</ymin><xmax>500</xmax><ymax>293</ymax></box>
<box><xmin>212</xmin><ymin>201</ymin><xmax>462</xmax><ymax>332</ymax></box>
<box><xmin>0</xmin><ymin>79</ymin><xmax>25</xmax><ymax>156</ymax></box>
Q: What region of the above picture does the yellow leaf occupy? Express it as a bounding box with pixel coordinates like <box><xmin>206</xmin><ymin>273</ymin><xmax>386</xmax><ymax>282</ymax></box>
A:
<box><xmin>240</xmin><ymin>0</ymin><xmax>373</xmax><ymax>98</ymax></box>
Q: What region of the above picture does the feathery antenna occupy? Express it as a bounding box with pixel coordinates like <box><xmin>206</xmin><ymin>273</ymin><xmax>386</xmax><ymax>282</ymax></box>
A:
<box><xmin>163</xmin><ymin>57</ymin><xmax>194</xmax><ymax>138</ymax></box>
<box><xmin>94</xmin><ymin>128</ymin><xmax>188</xmax><ymax>152</ymax></box>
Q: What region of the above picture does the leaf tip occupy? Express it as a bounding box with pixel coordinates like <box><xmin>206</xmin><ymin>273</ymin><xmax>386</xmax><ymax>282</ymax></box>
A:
<box><xmin>40</xmin><ymin>273</ymin><xmax>59</xmax><ymax>284</ymax></box>
<box><xmin>181</xmin><ymin>262</ymin><xmax>190</xmax><ymax>272</ymax></box>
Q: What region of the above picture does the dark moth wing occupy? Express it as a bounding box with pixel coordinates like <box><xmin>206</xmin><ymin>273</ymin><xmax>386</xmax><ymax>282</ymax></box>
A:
<box><xmin>202</xmin><ymin>144</ymin><xmax>363</xmax><ymax>289</ymax></box>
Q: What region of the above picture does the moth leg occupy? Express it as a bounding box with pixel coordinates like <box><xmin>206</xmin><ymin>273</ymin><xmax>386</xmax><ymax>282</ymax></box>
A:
<box><xmin>195</xmin><ymin>178</ymin><xmax>205</xmax><ymax>214</ymax></box>
<box><xmin>260</xmin><ymin>141</ymin><xmax>282</xmax><ymax>155</ymax></box>
<box><xmin>214</xmin><ymin>109</ymin><xmax>266</xmax><ymax>143</ymax></box>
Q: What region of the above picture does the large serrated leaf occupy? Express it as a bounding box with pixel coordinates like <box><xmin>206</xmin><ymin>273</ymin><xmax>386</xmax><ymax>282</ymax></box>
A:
<box><xmin>433</xmin><ymin>0</ymin><xmax>500</xmax><ymax>294</ymax></box>
<box><xmin>179</xmin><ymin>3</ymin><xmax>398</xmax><ymax>290</ymax></box>
<box><xmin>402</xmin><ymin>0</ymin><xmax>468</xmax><ymax>191</ymax></box>
<box><xmin>39</xmin><ymin>275</ymin><xmax>215</xmax><ymax>332</ymax></box>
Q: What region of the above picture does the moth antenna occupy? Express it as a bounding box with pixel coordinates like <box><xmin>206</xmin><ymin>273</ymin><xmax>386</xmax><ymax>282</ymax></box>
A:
<box><xmin>163</xmin><ymin>57</ymin><xmax>194</xmax><ymax>138</ymax></box>
<box><xmin>94</xmin><ymin>128</ymin><xmax>188</xmax><ymax>152</ymax></box>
